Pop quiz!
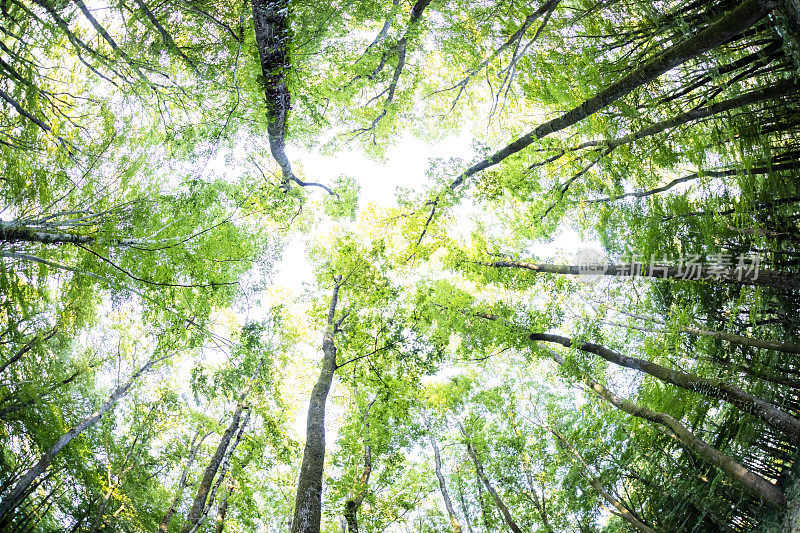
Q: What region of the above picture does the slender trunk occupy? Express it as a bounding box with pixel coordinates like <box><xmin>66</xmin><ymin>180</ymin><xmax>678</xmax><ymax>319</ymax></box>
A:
<box><xmin>291</xmin><ymin>282</ymin><xmax>342</xmax><ymax>533</ymax></box>
<box><xmin>456</xmin><ymin>477</ymin><xmax>474</xmax><ymax>533</ymax></box>
<box><xmin>482</xmin><ymin>259</ymin><xmax>800</xmax><ymax>290</ymax></box>
<box><xmin>214</xmin><ymin>482</ymin><xmax>233</xmax><ymax>533</ymax></box>
<box><xmin>0</xmin><ymin>328</ymin><xmax>56</xmax><ymax>375</ymax></box>
<box><xmin>344</xmin><ymin>399</ymin><xmax>375</xmax><ymax>533</ymax></box>
<box><xmin>0</xmin><ymin>354</ymin><xmax>163</xmax><ymax>520</ymax></box>
<box><xmin>545</xmin><ymin>350</ymin><xmax>785</xmax><ymax>507</ymax></box>
<box><xmin>550</xmin><ymin>428</ymin><xmax>659</xmax><ymax>533</ymax></box>
<box><xmin>0</xmin><ymin>366</ymin><xmax>90</xmax><ymax>419</ymax></box>
<box><xmin>448</xmin><ymin>0</ymin><xmax>780</xmax><ymax>191</ymax></box>
<box><xmin>428</xmin><ymin>432</ymin><xmax>462</xmax><ymax>533</ymax></box>
<box><xmin>584</xmin><ymin>160</ymin><xmax>800</xmax><ymax>205</ymax></box>
<box><xmin>577</xmin><ymin>79</ymin><xmax>798</xmax><ymax>152</ymax></box>
<box><xmin>131</xmin><ymin>0</ymin><xmax>197</xmax><ymax>72</ymax></box>
<box><xmin>181</xmin><ymin>367</ymin><xmax>259</xmax><ymax>533</ymax></box>
<box><xmin>187</xmin><ymin>410</ymin><xmax>250</xmax><ymax>533</ymax></box>
<box><xmin>67</xmin><ymin>497</ymin><xmax>96</xmax><ymax>533</ymax></box>
<box><xmin>459</xmin><ymin>425</ymin><xmax>523</xmax><ymax>533</ymax></box>
<box><xmin>510</xmin><ymin>425</ymin><xmax>553</xmax><ymax>532</ymax></box>
<box><xmin>159</xmin><ymin>430</ymin><xmax>209</xmax><ymax>532</ymax></box>
<box><xmin>529</xmin><ymin>332</ymin><xmax>800</xmax><ymax>442</ymax></box>
<box><xmin>475</xmin><ymin>471</ymin><xmax>491</xmax><ymax>532</ymax></box>
<box><xmin>72</xmin><ymin>0</ymin><xmax>148</xmax><ymax>81</ymax></box>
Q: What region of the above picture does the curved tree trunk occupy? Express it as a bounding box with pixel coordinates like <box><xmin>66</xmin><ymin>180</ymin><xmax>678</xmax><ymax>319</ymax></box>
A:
<box><xmin>252</xmin><ymin>0</ymin><xmax>294</xmax><ymax>189</ymax></box>
<box><xmin>529</xmin><ymin>332</ymin><xmax>800</xmax><ymax>443</ymax></box>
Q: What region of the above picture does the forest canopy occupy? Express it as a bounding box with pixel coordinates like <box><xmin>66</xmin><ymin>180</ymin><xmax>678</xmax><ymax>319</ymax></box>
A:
<box><xmin>1</xmin><ymin>1</ymin><xmax>800</xmax><ymax>532</ymax></box>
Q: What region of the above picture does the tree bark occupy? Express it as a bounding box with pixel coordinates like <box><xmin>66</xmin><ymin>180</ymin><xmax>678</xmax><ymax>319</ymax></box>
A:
<box><xmin>252</xmin><ymin>0</ymin><xmax>295</xmax><ymax>189</ymax></box>
<box><xmin>544</xmin><ymin>349</ymin><xmax>786</xmax><ymax>507</ymax></box>
<box><xmin>575</xmin><ymin>79</ymin><xmax>798</xmax><ymax>153</ymax></box>
<box><xmin>584</xmin><ymin>160</ymin><xmax>800</xmax><ymax>205</ymax></box>
<box><xmin>159</xmin><ymin>430</ymin><xmax>209</xmax><ymax>532</ymax></box>
<box><xmin>456</xmin><ymin>477</ymin><xmax>474</xmax><ymax>533</ymax></box>
<box><xmin>550</xmin><ymin>427</ymin><xmax>659</xmax><ymax>533</ymax></box>
<box><xmin>343</xmin><ymin>399</ymin><xmax>376</xmax><ymax>533</ymax></box>
<box><xmin>529</xmin><ymin>332</ymin><xmax>800</xmax><ymax>443</ymax></box>
<box><xmin>447</xmin><ymin>0</ymin><xmax>780</xmax><ymax>191</ymax></box>
<box><xmin>0</xmin><ymin>354</ymin><xmax>164</xmax><ymax>521</ymax></box>
<box><xmin>181</xmin><ymin>406</ymin><xmax>245</xmax><ymax>533</ymax></box>
<box><xmin>427</xmin><ymin>428</ymin><xmax>462</xmax><ymax>533</ymax></box>
<box><xmin>187</xmin><ymin>409</ymin><xmax>250</xmax><ymax>533</ymax></box>
<box><xmin>291</xmin><ymin>281</ymin><xmax>342</xmax><ymax>533</ymax></box>
<box><xmin>0</xmin><ymin>327</ymin><xmax>56</xmax><ymax>375</ymax></box>
<box><xmin>214</xmin><ymin>482</ymin><xmax>233</xmax><ymax>533</ymax></box>
<box><xmin>459</xmin><ymin>424</ymin><xmax>524</xmax><ymax>533</ymax></box>
<box><xmin>181</xmin><ymin>361</ymin><xmax>261</xmax><ymax>533</ymax></box>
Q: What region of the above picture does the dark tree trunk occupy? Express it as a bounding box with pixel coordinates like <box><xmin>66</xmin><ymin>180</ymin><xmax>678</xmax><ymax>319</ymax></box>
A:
<box><xmin>529</xmin><ymin>332</ymin><xmax>800</xmax><ymax>442</ymax></box>
<box><xmin>181</xmin><ymin>406</ymin><xmax>245</xmax><ymax>533</ymax></box>
<box><xmin>544</xmin><ymin>349</ymin><xmax>786</xmax><ymax>507</ymax></box>
<box><xmin>448</xmin><ymin>0</ymin><xmax>780</xmax><ymax>191</ymax></box>
<box><xmin>428</xmin><ymin>428</ymin><xmax>462</xmax><ymax>533</ymax></box>
<box><xmin>550</xmin><ymin>428</ymin><xmax>658</xmax><ymax>533</ymax></box>
<box><xmin>251</xmin><ymin>0</ymin><xmax>295</xmax><ymax>188</ymax></box>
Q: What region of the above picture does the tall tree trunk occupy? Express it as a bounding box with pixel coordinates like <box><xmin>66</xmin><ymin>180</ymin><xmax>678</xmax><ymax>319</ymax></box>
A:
<box><xmin>447</xmin><ymin>0</ymin><xmax>780</xmax><ymax>191</ymax></box>
<box><xmin>455</xmin><ymin>477</ymin><xmax>474</xmax><ymax>533</ymax></box>
<box><xmin>343</xmin><ymin>399</ymin><xmax>376</xmax><ymax>533</ymax></box>
<box><xmin>291</xmin><ymin>281</ymin><xmax>343</xmax><ymax>533</ymax></box>
<box><xmin>459</xmin><ymin>424</ymin><xmax>524</xmax><ymax>533</ymax></box>
<box><xmin>0</xmin><ymin>327</ymin><xmax>56</xmax><ymax>375</ymax></box>
<box><xmin>0</xmin><ymin>354</ymin><xmax>165</xmax><ymax>521</ymax></box>
<box><xmin>427</xmin><ymin>427</ymin><xmax>462</xmax><ymax>533</ymax></box>
<box><xmin>187</xmin><ymin>410</ymin><xmax>250</xmax><ymax>533</ymax></box>
<box><xmin>549</xmin><ymin>427</ymin><xmax>660</xmax><ymax>533</ymax></box>
<box><xmin>576</xmin><ymin>79</ymin><xmax>798</xmax><ymax>153</ymax></box>
<box><xmin>160</xmin><ymin>430</ymin><xmax>209</xmax><ymax>532</ymax></box>
<box><xmin>251</xmin><ymin>0</ymin><xmax>294</xmax><ymax>188</ymax></box>
<box><xmin>181</xmin><ymin>362</ymin><xmax>262</xmax><ymax>533</ymax></box>
<box><xmin>214</xmin><ymin>482</ymin><xmax>233</xmax><ymax>533</ymax></box>
<box><xmin>545</xmin><ymin>350</ymin><xmax>786</xmax><ymax>507</ymax></box>
<box><xmin>529</xmin><ymin>332</ymin><xmax>800</xmax><ymax>443</ymax></box>
<box><xmin>181</xmin><ymin>407</ymin><xmax>244</xmax><ymax>533</ymax></box>
<box><xmin>481</xmin><ymin>259</ymin><xmax>800</xmax><ymax>290</ymax></box>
